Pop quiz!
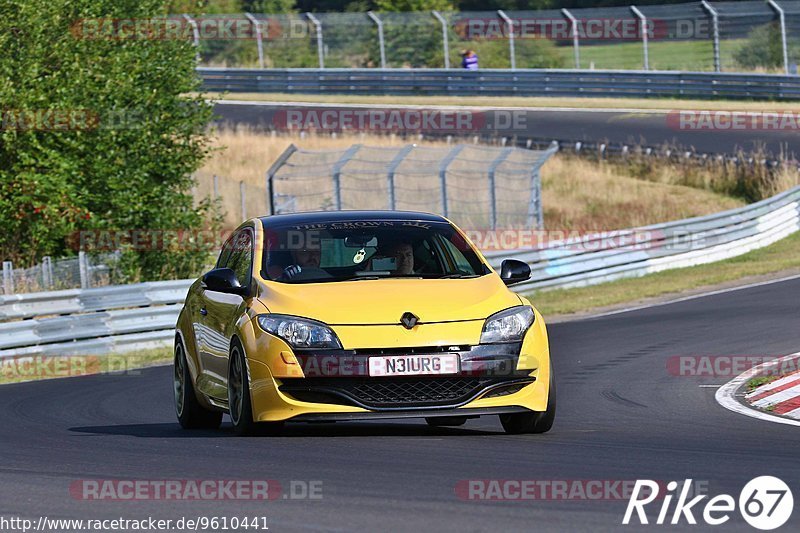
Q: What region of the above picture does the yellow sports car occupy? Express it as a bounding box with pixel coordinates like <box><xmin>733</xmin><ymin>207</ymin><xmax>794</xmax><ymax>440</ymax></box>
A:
<box><xmin>174</xmin><ymin>211</ymin><xmax>554</xmax><ymax>435</ymax></box>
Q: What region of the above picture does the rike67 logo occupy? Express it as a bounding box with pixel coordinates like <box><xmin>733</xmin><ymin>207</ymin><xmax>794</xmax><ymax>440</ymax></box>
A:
<box><xmin>623</xmin><ymin>477</ymin><xmax>793</xmax><ymax>530</ymax></box>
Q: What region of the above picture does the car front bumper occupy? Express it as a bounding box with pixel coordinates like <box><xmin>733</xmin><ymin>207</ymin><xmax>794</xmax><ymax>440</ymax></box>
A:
<box><xmin>241</xmin><ymin>308</ymin><xmax>551</xmax><ymax>422</ymax></box>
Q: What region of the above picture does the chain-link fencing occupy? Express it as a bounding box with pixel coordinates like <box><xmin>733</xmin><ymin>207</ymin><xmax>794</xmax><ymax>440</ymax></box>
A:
<box><xmin>1</xmin><ymin>253</ymin><xmax>120</xmax><ymax>295</ymax></box>
<box><xmin>267</xmin><ymin>142</ymin><xmax>558</xmax><ymax>230</ymax></box>
<box><xmin>180</xmin><ymin>2</ymin><xmax>800</xmax><ymax>73</ymax></box>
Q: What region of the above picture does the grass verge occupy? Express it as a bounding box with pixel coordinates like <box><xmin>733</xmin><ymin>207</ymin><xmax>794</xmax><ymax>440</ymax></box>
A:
<box><xmin>528</xmin><ymin>231</ymin><xmax>800</xmax><ymax>317</ymax></box>
<box><xmin>747</xmin><ymin>376</ymin><xmax>780</xmax><ymax>392</ymax></box>
<box><xmin>0</xmin><ymin>347</ymin><xmax>172</xmax><ymax>386</ymax></box>
<box><xmin>205</xmin><ymin>92</ymin><xmax>800</xmax><ymax>113</ymax></box>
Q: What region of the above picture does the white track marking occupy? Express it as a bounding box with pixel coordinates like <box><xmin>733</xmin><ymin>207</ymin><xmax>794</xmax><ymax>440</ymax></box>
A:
<box><xmin>571</xmin><ymin>273</ymin><xmax>800</xmax><ymax>321</ymax></box>
<box><xmin>744</xmin><ymin>371</ymin><xmax>800</xmax><ymax>398</ymax></box>
<box><xmin>783</xmin><ymin>406</ymin><xmax>800</xmax><ymax>419</ymax></box>
<box><xmin>751</xmin><ymin>383</ymin><xmax>800</xmax><ymax>408</ymax></box>
<box><xmin>715</xmin><ymin>352</ymin><xmax>800</xmax><ymax>427</ymax></box>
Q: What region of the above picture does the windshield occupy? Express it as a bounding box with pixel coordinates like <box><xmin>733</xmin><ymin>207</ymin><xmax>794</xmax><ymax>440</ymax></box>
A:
<box><xmin>262</xmin><ymin>219</ymin><xmax>488</xmax><ymax>284</ymax></box>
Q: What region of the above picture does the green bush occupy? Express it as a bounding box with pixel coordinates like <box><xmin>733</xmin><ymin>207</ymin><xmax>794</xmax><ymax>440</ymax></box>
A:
<box><xmin>734</xmin><ymin>23</ymin><xmax>784</xmax><ymax>70</ymax></box>
<box><xmin>0</xmin><ymin>0</ymin><xmax>215</xmax><ymax>280</ymax></box>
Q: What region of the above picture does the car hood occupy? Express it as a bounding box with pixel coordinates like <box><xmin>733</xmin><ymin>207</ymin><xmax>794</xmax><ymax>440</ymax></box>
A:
<box><xmin>257</xmin><ymin>275</ymin><xmax>521</xmax><ymax>325</ymax></box>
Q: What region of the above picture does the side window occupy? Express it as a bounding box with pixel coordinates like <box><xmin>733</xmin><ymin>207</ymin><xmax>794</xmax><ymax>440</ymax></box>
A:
<box><xmin>225</xmin><ymin>230</ymin><xmax>254</xmax><ymax>288</ymax></box>
<box><xmin>438</xmin><ymin>235</ymin><xmax>477</xmax><ymax>273</ymax></box>
<box><xmin>216</xmin><ymin>237</ymin><xmax>235</xmax><ymax>269</ymax></box>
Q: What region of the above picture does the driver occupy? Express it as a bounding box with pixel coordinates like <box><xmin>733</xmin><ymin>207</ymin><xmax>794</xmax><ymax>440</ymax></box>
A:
<box><xmin>281</xmin><ymin>246</ymin><xmax>329</xmax><ymax>280</ymax></box>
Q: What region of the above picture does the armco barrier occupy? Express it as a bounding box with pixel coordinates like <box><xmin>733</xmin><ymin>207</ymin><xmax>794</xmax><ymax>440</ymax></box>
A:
<box><xmin>199</xmin><ymin>68</ymin><xmax>800</xmax><ymax>101</ymax></box>
<box><xmin>1</xmin><ymin>184</ymin><xmax>799</xmax><ymax>357</ymax></box>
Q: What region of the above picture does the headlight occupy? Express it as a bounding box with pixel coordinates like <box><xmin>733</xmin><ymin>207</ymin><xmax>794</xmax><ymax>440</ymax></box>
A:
<box><xmin>257</xmin><ymin>315</ymin><xmax>342</xmax><ymax>350</ymax></box>
<box><xmin>480</xmin><ymin>306</ymin><xmax>535</xmax><ymax>343</ymax></box>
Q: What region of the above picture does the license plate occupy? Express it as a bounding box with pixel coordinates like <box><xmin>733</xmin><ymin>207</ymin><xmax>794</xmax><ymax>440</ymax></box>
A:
<box><xmin>368</xmin><ymin>354</ymin><xmax>459</xmax><ymax>377</ymax></box>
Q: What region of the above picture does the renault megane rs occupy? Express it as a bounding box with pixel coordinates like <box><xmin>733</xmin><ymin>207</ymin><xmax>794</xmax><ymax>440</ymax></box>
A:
<box><xmin>173</xmin><ymin>211</ymin><xmax>555</xmax><ymax>435</ymax></box>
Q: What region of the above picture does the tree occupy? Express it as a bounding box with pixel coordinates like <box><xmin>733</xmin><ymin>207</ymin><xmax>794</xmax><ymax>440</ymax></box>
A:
<box><xmin>0</xmin><ymin>0</ymin><xmax>214</xmax><ymax>279</ymax></box>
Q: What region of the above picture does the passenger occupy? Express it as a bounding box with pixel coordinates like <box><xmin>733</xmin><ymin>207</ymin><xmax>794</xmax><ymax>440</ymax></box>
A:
<box><xmin>375</xmin><ymin>240</ymin><xmax>415</xmax><ymax>276</ymax></box>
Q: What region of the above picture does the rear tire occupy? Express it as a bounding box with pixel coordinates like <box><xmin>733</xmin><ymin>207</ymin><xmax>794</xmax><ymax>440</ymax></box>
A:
<box><xmin>425</xmin><ymin>416</ymin><xmax>468</xmax><ymax>427</ymax></box>
<box><xmin>228</xmin><ymin>341</ymin><xmax>284</xmax><ymax>437</ymax></box>
<box><xmin>500</xmin><ymin>370</ymin><xmax>556</xmax><ymax>435</ymax></box>
<box><xmin>174</xmin><ymin>338</ymin><xmax>223</xmax><ymax>430</ymax></box>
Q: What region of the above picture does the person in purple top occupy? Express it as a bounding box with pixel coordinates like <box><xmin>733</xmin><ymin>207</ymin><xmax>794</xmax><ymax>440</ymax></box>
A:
<box><xmin>461</xmin><ymin>49</ymin><xmax>478</xmax><ymax>70</ymax></box>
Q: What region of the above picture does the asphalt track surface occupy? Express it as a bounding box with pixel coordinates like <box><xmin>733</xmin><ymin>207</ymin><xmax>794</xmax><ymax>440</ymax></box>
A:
<box><xmin>214</xmin><ymin>101</ymin><xmax>800</xmax><ymax>157</ymax></box>
<box><xmin>2</xmin><ymin>277</ymin><xmax>799</xmax><ymax>532</ymax></box>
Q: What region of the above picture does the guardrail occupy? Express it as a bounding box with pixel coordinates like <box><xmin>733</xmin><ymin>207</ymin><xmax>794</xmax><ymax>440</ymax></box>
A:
<box><xmin>484</xmin><ymin>184</ymin><xmax>800</xmax><ymax>292</ymax></box>
<box><xmin>1</xmin><ymin>185</ymin><xmax>799</xmax><ymax>357</ymax></box>
<box><xmin>199</xmin><ymin>68</ymin><xmax>800</xmax><ymax>101</ymax></box>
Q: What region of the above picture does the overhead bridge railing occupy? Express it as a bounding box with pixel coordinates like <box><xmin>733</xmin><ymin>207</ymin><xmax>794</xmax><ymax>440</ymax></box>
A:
<box><xmin>1</xmin><ymin>185</ymin><xmax>800</xmax><ymax>357</ymax></box>
<box><xmin>198</xmin><ymin>68</ymin><xmax>800</xmax><ymax>101</ymax></box>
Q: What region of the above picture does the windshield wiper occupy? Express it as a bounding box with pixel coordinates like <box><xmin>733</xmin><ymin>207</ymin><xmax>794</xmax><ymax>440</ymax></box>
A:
<box><xmin>436</xmin><ymin>273</ymin><xmax>481</xmax><ymax>279</ymax></box>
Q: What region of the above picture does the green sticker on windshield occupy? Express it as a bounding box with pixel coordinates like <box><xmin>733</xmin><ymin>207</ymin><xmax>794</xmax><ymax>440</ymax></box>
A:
<box><xmin>353</xmin><ymin>248</ymin><xmax>366</xmax><ymax>264</ymax></box>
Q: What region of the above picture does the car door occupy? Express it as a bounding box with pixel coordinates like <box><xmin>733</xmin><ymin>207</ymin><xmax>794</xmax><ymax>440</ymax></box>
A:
<box><xmin>196</xmin><ymin>228</ymin><xmax>254</xmax><ymax>401</ymax></box>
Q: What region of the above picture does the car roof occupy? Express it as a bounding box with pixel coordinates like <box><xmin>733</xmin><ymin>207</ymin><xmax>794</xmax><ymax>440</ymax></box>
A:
<box><xmin>258</xmin><ymin>210</ymin><xmax>449</xmax><ymax>227</ymax></box>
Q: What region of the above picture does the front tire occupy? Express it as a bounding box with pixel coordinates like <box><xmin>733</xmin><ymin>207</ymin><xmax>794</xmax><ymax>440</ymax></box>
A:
<box><xmin>174</xmin><ymin>338</ymin><xmax>223</xmax><ymax>430</ymax></box>
<box><xmin>228</xmin><ymin>341</ymin><xmax>284</xmax><ymax>437</ymax></box>
<box><xmin>499</xmin><ymin>370</ymin><xmax>556</xmax><ymax>435</ymax></box>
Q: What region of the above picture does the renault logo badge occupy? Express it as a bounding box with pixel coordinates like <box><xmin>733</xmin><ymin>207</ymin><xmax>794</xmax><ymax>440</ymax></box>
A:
<box><xmin>400</xmin><ymin>312</ymin><xmax>419</xmax><ymax>330</ymax></box>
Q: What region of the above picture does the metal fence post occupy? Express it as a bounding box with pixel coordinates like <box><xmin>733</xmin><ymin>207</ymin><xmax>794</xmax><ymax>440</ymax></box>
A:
<box><xmin>332</xmin><ymin>145</ymin><xmax>362</xmax><ymax>210</ymax></box>
<box><xmin>701</xmin><ymin>1</ymin><xmax>721</xmax><ymax>72</ymax></box>
<box><xmin>213</xmin><ymin>174</ymin><xmax>219</xmax><ymax>199</ymax></box>
<box><xmin>78</xmin><ymin>252</ymin><xmax>89</xmax><ymax>289</ymax></box>
<box><xmin>386</xmin><ymin>144</ymin><xmax>414</xmax><ymax>210</ymax></box>
<box><xmin>497</xmin><ymin>10</ymin><xmax>516</xmax><ymax>70</ymax></box>
<box><xmin>239</xmin><ymin>181</ymin><xmax>247</xmax><ymax>220</ymax></box>
<box><xmin>630</xmin><ymin>6</ymin><xmax>649</xmax><ymax>70</ymax></box>
<box><xmin>244</xmin><ymin>12</ymin><xmax>265</xmax><ymax>69</ymax></box>
<box><xmin>527</xmin><ymin>141</ymin><xmax>559</xmax><ymax>229</ymax></box>
<box><xmin>768</xmin><ymin>0</ymin><xmax>790</xmax><ymax>75</ymax></box>
<box><xmin>265</xmin><ymin>144</ymin><xmax>298</xmax><ymax>216</ymax></box>
<box><xmin>367</xmin><ymin>11</ymin><xmax>386</xmax><ymax>69</ymax></box>
<box><xmin>2</xmin><ymin>261</ymin><xmax>13</xmax><ymax>294</ymax></box>
<box><xmin>42</xmin><ymin>256</ymin><xmax>53</xmax><ymax>289</ymax></box>
<box><xmin>432</xmin><ymin>11</ymin><xmax>450</xmax><ymax>69</ymax></box>
<box><xmin>306</xmin><ymin>13</ymin><xmax>325</xmax><ymax>69</ymax></box>
<box><xmin>182</xmin><ymin>14</ymin><xmax>201</xmax><ymax>63</ymax></box>
<box><xmin>562</xmin><ymin>9</ymin><xmax>580</xmax><ymax>69</ymax></box>
<box><xmin>488</xmin><ymin>147</ymin><xmax>514</xmax><ymax>230</ymax></box>
<box><xmin>438</xmin><ymin>145</ymin><xmax>465</xmax><ymax>218</ymax></box>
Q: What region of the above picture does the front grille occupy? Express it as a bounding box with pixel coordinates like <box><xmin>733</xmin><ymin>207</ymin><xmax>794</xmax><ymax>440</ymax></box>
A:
<box><xmin>280</xmin><ymin>376</ymin><xmax>499</xmax><ymax>409</ymax></box>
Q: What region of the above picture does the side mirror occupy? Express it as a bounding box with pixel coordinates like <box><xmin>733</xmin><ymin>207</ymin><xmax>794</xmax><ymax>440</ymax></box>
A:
<box><xmin>500</xmin><ymin>259</ymin><xmax>531</xmax><ymax>286</ymax></box>
<box><xmin>202</xmin><ymin>268</ymin><xmax>249</xmax><ymax>297</ymax></box>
